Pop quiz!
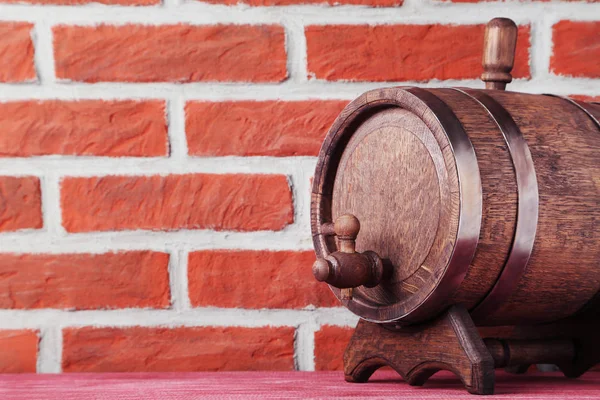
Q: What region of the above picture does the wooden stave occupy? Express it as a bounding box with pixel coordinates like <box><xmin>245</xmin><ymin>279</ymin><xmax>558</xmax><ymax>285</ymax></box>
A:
<box><xmin>427</xmin><ymin>88</ymin><xmax>519</xmax><ymax>319</ymax></box>
<box><xmin>441</xmin><ymin>91</ymin><xmax>600</xmax><ymax>325</ymax></box>
<box><xmin>479</xmin><ymin>92</ymin><xmax>600</xmax><ymax>325</ymax></box>
<box><xmin>452</xmin><ymin>89</ymin><xmax>539</xmax><ymax>323</ymax></box>
<box><xmin>571</xmin><ymin>102</ymin><xmax>600</xmax><ymax>319</ymax></box>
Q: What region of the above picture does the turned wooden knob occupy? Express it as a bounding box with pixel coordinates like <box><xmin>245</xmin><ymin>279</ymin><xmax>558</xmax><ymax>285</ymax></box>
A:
<box><xmin>334</xmin><ymin>214</ymin><xmax>360</xmax><ymax>252</ymax></box>
<box><xmin>312</xmin><ymin>258</ymin><xmax>331</xmax><ymax>282</ymax></box>
<box><xmin>313</xmin><ymin>214</ymin><xmax>383</xmax><ymax>300</ymax></box>
<box><xmin>481</xmin><ymin>17</ymin><xmax>518</xmax><ymax>90</ymax></box>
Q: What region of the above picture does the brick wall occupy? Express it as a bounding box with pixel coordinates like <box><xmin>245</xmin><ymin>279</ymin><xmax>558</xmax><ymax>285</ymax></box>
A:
<box><xmin>0</xmin><ymin>0</ymin><xmax>598</xmax><ymax>373</ymax></box>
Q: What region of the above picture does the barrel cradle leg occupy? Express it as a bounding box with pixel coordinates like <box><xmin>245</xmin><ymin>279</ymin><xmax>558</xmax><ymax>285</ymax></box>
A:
<box><xmin>557</xmin><ymin>306</ymin><xmax>600</xmax><ymax>378</ymax></box>
<box><xmin>495</xmin><ymin>320</ymin><xmax>600</xmax><ymax>379</ymax></box>
<box><xmin>558</xmin><ymin>331</ymin><xmax>600</xmax><ymax>379</ymax></box>
<box><xmin>343</xmin><ymin>305</ymin><xmax>496</xmax><ymax>395</ymax></box>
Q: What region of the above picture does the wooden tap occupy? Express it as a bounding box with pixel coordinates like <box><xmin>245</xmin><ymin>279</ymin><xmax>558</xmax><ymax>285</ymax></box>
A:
<box><xmin>312</xmin><ymin>214</ymin><xmax>384</xmax><ymax>301</ymax></box>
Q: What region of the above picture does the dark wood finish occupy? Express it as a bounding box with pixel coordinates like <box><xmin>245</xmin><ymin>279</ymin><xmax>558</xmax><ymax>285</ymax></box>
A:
<box><xmin>481</xmin><ymin>18</ymin><xmax>518</xmax><ymax>90</ymax></box>
<box><xmin>458</xmin><ymin>89</ymin><xmax>539</xmax><ymax>321</ymax></box>
<box><xmin>432</xmin><ymin>88</ymin><xmax>517</xmax><ymax>311</ymax></box>
<box><xmin>312</xmin><ymin>87</ymin><xmax>600</xmax><ymax>326</ymax></box>
<box><xmin>483</xmin><ymin>338</ymin><xmax>575</xmax><ymax>368</ymax></box>
<box><xmin>344</xmin><ymin>309</ymin><xmax>594</xmax><ymax>394</ymax></box>
<box><xmin>481</xmin><ymin>92</ymin><xmax>600</xmax><ymax>325</ymax></box>
<box><xmin>312</xmin><ymin>215</ymin><xmax>384</xmax><ymax>300</ymax></box>
<box><xmin>311</xmin><ymin>88</ymin><xmax>464</xmax><ymax>324</ymax></box>
<box><xmin>344</xmin><ymin>305</ymin><xmax>495</xmax><ymax>395</ymax></box>
<box><xmin>330</xmin><ymin>104</ymin><xmax>458</xmax><ymax>313</ymax></box>
<box><xmin>479</xmin><ymin>319</ymin><xmax>600</xmax><ymax>379</ymax></box>
<box><xmin>558</xmin><ymin>97</ymin><xmax>600</xmax><ymax>129</ymax></box>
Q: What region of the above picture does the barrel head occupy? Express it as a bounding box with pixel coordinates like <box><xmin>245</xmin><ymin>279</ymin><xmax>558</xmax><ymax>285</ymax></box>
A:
<box><xmin>311</xmin><ymin>87</ymin><xmax>475</xmax><ymax>324</ymax></box>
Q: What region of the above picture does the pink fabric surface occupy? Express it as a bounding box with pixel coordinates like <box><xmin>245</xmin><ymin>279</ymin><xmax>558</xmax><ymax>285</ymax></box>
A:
<box><xmin>1</xmin><ymin>370</ymin><xmax>600</xmax><ymax>399</ymax></box>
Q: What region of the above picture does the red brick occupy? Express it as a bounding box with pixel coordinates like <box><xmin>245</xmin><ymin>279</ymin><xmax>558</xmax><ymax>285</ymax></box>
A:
<box><xmin>63</xmin><ymin>326</ymin><xmax>295</xmax><ymax>372</ymax></box>
<box><xmin>186</xmin><ymin>101</ymin><xmax>346</xmax><ymax>157</ymax></box>
<box><xmin>0</xmin><ymin>176</ymin><xmax>42</xmax><ymax>232</ymax></box>
<box><xmin>0</xmin><ymin>23</ymin><xmax>35</xmax><ymax>83</ymax></box>
<box><xmin>189</xmin><ymin>250</ymin><xmax>338</xmax><ymax>309</ymax></box>
<box><xmin>1</xmin><ymin>0</ymin><xmax>157</xmax><ymax>4</ymax></box>
<box><xmin>61</xmin><ymin>174</ymin><xmax>293</xmax><ymax>232</ymax></box>
<box><xmin>551</xmin><ymin>21</ymin><xmax>600</xmax><ymax>78</ymax></box>
<box><xmin>54</xmin><ymin>24</ymin><xmax>286</xmax><ymax>83</ymax></box>
<box><xmin>199</xmin><ymin>0</ymin><xmax>400</xmax><ymax>5</ymax></box>
<box><xmin>314</xmin><ymin>325</ymin><xmax>353</xmax><ymax>371</ymax></box>
<box><xmin>0</xmin><ymin>330</ymin><xmax>38</xmax><ymax>373</ymax></box>
<box><xmin>569</xmin><ymin>95</ymin><xmax>600</xmax><ymax>103</ymax></box>
<box><xmin>0</xmin><ymin>252</ymin><xmax>169</xmax><ymax>310</ymax></box>
<box><xmin>306</xmin><ymin>24</ymin><xmax>530</xmax><ymax>82</ymax></box>
<box><xmin>0</xmin><ymin>100</ymin><xmax>167</xmax><ymax>157</ymax></box>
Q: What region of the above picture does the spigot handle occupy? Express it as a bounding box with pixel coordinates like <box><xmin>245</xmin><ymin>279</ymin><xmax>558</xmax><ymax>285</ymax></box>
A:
<box><xmin>312</xmin><ymin>214</ymin><xmax>383</xmax><ymax>300</ymax></box>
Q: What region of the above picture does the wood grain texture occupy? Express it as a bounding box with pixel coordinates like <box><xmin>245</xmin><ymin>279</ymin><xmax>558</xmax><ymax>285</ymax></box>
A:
<box><xmin>331</xmin><ymin>108</ymin><xmax>455</xmax><ymax>315</ymax></box>
<box><xmin>312</xmin><ymin>87</ymin><xmax>600</xmax><ymax>327</ymax></box>
<box><xmin>312</xmin><ymin>87</ymin><xmax>462</xmax><ymax>324</ymax></box>
<box><xmin>343</xmin><ymin>307</ymin><xmax>592</xmax><ymax>394</ymax></box>
<box><xmin>344</xmin><ymin>305</ymin><xmax>495</xmax><ymax>394</ymax></box>
<box><xmin>579</xmin><ymin>100</ymin><xmax>600</xmax><ymax>126</ymax></box>
<box><xmin>483</xmin><ymin>92</ymin><xmax>600</xmax><ymax>325</ymax></box>
<box><xmin>458</xmin><ymin>89</ymin><xmax>539</xmax><ymax>321</ymax></box>
<box><xmin>430</xmin><ymin>88</ymin><xmax>517</xmax><ymax>311</ymax></box>
<box><xmin>481</xmin><ymin>18</ymin><xmax>518</xmax><ymax>90</ymax></box>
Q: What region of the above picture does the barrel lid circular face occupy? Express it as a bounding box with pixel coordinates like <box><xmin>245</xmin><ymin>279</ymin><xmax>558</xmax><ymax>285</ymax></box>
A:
<box><xmin>334</xmin><ymin>109</ymin><xmax>442</xmax><ymax>283</ymax></box>
<box><xmin>311</xmin><ymin>88</ymin><xmax>475</xmax><ymax>324</ymax></box>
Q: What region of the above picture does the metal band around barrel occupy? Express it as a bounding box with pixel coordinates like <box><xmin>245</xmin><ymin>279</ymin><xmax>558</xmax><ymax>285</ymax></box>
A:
<box><xmin>405</xmin><ymin>87</ymin><xmax>483</xmax><ymax>323</ymax></box>
<box><xmin>454</xmin><ymin>89</ymin><xmax>539</xmax><ymax>321</ymax></box>
<box><xmin>543</xmin><ymin>95</ymin><xmax>600</xmax><ymax>130</ymax></box>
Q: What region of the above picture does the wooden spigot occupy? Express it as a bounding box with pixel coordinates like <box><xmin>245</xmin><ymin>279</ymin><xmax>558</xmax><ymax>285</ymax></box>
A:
<box><xmin>481</xmin><ymin>18</ymin><xmax>518</xmax><ymax>90</ymax></box>
<box><xmin>312</xmin><ymin>214</ymin><xmax>383</xmax><ymax>301</ymax></box>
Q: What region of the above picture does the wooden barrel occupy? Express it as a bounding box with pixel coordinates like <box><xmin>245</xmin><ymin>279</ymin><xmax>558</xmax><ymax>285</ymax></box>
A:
<box><xmin>311</xmin><ymin>87</ymin><xmax>600</xmax><ymax>327</ymax></box>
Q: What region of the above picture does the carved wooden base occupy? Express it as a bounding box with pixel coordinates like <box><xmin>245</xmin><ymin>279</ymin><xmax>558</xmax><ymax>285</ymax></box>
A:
<box><xmin>344</xmin><ymin>305</ymin><xmax>495</xmax><ymax>394</ymax></box>
<box><xmin>343</xmin><ymin>306</ymin><xmax>600</xmax><ymax>395</ymax></box>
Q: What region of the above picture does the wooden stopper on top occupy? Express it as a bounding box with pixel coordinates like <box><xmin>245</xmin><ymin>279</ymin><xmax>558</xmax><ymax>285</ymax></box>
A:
<box><xmin>481</xmin><ymin>18</ymin><xmax>518</xmax><ymax>90</ymax></box>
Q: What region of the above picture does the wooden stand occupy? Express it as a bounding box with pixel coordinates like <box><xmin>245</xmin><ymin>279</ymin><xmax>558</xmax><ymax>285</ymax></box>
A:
<box><xmin>343</xmin><ymin>306</ymin><xmax>599</xmax><ymax>395</ymax></box>
<box><xmin>344</xmin><ymin>306</ymin><xmax>495</xmax><ymax>394</ymax></box>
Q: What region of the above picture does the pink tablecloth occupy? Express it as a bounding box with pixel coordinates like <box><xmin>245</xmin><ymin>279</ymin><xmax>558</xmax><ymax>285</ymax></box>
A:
<box><xmin>1</xmin><ymin>370</ymin><xmax>600</xmax><ymax>399</ymax></box>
